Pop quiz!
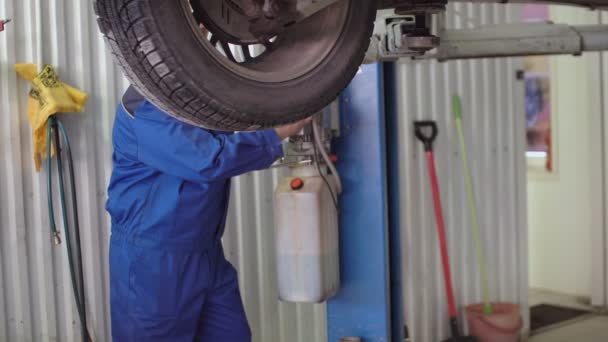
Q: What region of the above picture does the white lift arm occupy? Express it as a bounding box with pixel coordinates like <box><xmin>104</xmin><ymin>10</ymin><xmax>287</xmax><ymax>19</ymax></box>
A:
<box><xmin>365</xmin><ymin>16</ymin><xmax>608</xmax><ymax>62</ymax></box>
<box><xmin>437</xmin><ymin>23</ymin><xmax>608</xmax><ymax>60</ymax></box>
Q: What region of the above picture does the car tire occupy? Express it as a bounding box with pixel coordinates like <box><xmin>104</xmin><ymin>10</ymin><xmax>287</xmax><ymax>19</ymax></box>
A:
<box><xmin>95</xmin><ymin>0</ymin><xmax>376</xmax><ymax>130</ymax></box>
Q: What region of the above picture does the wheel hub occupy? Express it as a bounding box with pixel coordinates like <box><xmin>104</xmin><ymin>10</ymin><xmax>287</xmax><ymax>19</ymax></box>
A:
<box><xmin>185</xmin><ymin>0</ymin><xmax>350</xmax><ymax>82</ymax></box>
<box><xmin>191</xmin><ymin>0</ymin><xmax>259</xmax><ymax>44</ymax></box>
<box><xmin>244</xmin><ymin>0</ymin><xmax>299</xmax><ymax>41</ymax></box>
<box><xmin>191</xmin><ymin>0</ymin><xmax>300</xmax><ymax>44</ymax></box>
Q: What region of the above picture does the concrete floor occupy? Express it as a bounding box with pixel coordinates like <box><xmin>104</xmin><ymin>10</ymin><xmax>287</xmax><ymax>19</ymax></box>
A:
<box><xmin>529</xmin><ymin>289</ymin><xmax>608</xmax><ymax>342</ymax></box>
<box><xmin>529</xmin><ymin>316</ymin><xmax>608</xmax><ymax>342</ymax></box>
<box><xmin>529</xmin><ymin>288</ymin><xmax>592</xmax><ymax>310</ymax></box>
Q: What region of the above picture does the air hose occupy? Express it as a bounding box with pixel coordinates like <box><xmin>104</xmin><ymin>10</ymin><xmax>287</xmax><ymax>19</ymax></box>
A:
<box><xmin>47</xmin><ymin>116</ymin><xmax>92</xmax><ymax>342</ymax></box>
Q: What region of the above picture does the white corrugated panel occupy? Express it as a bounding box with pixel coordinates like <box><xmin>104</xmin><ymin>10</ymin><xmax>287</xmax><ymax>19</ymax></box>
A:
<box><xmin>0</xmin><ymin>1</ymin><xmax>325</xmax><ymax>341</ymax></box>
<box><xmin>392</xmin><ymin>4</ymin><xmax>529</xmax><ymax>341</ymax></box>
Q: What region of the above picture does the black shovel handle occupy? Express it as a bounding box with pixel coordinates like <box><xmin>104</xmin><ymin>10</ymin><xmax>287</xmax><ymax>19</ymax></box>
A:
<box><xmin>414</xmin><ymin>121</ymin><xmax>439</xmax><ymax>152</ymax></box>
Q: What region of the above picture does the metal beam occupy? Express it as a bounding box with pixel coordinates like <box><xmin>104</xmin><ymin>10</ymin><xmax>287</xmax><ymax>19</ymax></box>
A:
<box><xmin>365</xmin><ymin>19</ymin><xmax>608</xmax><ymax>62</ymax></box>
<box><xmin>379</xmin><ymin>0</ymin><xmax>608</xmax><ymax>9</ymax></box>
<box><xmin>436</xmin><ymin>23</ymin><xmax>608</xmax><ymax>60</ymax></box>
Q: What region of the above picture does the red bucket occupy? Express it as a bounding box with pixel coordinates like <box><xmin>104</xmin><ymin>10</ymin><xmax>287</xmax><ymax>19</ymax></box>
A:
<box><xmin>466</xmin><ymin>303</ymin><xmax>523</xmax><ymax>342</ymax></box>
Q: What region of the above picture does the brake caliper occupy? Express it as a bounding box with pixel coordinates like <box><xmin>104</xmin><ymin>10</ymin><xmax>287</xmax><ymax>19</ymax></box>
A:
<box><xmin>242</xmin><ymin>0</ymin><xmax>299</xmax><ymax>42</ymax></box>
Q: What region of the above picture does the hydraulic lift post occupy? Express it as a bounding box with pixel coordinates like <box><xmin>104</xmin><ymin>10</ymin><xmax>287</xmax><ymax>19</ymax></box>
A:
<box><xmin>327</xmin><ymin>63</ymin><xmax>398</xmax><ymax>341</ymax></box>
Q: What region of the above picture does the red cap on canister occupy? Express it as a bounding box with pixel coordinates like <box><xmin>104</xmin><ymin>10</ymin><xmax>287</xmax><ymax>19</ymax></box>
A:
<box><xmin>290</xmin><ymin>178</ymin><xmax>304</xmax><ymax>190</ymax></box>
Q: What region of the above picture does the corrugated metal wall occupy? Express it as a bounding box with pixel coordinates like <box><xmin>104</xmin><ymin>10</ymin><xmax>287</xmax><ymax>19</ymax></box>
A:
<box><xmin>1</xmin><ymin>1</ymin><xmax>528</xmax><ymax>342</ymax></box>
<box><xmin>392</xmin><ymin>4</ymin><xmax>528</xmax><ymax>341</ymax></box>
<box><xmin>0</xmin><ymin>1</ymin><xmax>325</xmax><ymax>341</ymax></box>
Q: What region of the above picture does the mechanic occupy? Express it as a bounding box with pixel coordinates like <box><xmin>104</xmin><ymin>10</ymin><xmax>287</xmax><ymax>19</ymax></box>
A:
<box><xmin>106</xmin><ymin>86</ymin><xmax>309</xmax><ymax>341</ymax></box>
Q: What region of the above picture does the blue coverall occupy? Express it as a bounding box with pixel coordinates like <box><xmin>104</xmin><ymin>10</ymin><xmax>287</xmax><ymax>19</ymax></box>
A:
<box><xmin>106</xmin><ymin>87</ymin><xmax>283</xmax><ymax>341</ymax></box>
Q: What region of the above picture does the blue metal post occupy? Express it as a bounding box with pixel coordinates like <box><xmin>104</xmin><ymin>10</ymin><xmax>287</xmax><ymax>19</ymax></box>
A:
<box><xmin>327</xmin><ymin>63</ymin><xmax>392</xmax><ymax>342</ymax></box>
<box><xmin>384</xmin><ymin>62</ymin><xmax>405</xmax><ymax>342</ymax></box>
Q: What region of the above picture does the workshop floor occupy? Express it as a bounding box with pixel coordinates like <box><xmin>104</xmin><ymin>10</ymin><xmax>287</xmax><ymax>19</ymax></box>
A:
<box><xmin>529</xmin><ymin>289</ymin><xmax>608</xmax><ymax>342</ymax></box>
<box><xmin>529</xmin><ymin>316</ymin><xmax>608</xmax><ymax>342</ymax></box>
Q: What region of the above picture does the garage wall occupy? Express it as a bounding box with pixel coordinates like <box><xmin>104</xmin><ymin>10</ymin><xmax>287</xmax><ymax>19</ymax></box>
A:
<box><xmin>1</xmin><ymin>2</ymin><xmax>529</xmax><ymax>342</ymax></box>
<box><xmin>388</xmin><ymin>3</ymin><xmax>529</xmax><ymax>341</ymax></box>
<box><xmin>0</xmin><ymin>1</ymin><xmax>325</xmax><ymax>342</ymax></box>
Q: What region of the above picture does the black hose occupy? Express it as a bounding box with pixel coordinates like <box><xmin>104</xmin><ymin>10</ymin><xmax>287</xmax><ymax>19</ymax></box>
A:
<box><xmin>49</xmin><ymin>116</ymin><xmax>92</xmax><ymax>342</ymax></box>
<box><xmin>56</xmin><ymin>119</ymin><xmax>90</xmax><ymax>342</ymax></box>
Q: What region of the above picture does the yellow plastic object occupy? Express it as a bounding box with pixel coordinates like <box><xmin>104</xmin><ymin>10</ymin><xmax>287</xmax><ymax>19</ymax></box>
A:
<box><xmin>15</xmin><ymin>64</ymin><xmax>88</xmax><ymax>171</ymax></box>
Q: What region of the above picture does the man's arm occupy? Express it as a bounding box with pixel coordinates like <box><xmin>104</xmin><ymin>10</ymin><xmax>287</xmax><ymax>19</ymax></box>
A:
<box><xmin>133</xmin><ymin>101</ymin><xmax>308</xmax><ymax>182</ymax></box>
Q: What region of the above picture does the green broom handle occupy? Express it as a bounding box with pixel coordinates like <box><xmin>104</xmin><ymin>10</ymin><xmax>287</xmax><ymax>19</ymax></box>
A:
<box><xmin>453</xmin><ymin>95</ymin><xmax>493</xmax><ymax>315</ymax></box>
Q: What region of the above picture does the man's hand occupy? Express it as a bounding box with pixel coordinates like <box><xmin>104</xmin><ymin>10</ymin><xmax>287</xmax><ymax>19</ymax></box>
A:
<box><xmin>275</xmin><ymin>117</ymin><xmax>312</xmax><ymax>141</ymax></box>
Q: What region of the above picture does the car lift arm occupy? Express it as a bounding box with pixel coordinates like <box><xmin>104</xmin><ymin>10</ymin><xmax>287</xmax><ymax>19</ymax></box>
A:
<box><xmin>365</xmin><ymin>12</ymin><xmax>608</xmax><ymax>62</ymax></box>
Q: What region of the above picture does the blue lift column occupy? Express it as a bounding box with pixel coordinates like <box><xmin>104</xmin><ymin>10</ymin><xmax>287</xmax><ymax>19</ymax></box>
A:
<box><xmin>327</xmin><ymin>63</ymin><xmax>399</xmax><ymax>342</ymax></box>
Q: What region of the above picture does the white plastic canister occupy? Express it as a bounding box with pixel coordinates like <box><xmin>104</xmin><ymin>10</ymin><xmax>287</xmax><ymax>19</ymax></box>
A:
<box><xmin>274</xmin><ymin>172</ymin><xmax>340</xmax><ymax>303</ymax></box>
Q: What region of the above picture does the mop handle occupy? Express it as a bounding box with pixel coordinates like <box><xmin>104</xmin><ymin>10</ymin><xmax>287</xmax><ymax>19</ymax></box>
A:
<box><xmin>426</xmin><ymin>151</ymin><xmax>458</xmax><ymax>319</ymax></box>
<box><xmin>453</xmin><ymin>96</ymin><xmax>493</xmax><ymax>315</ymax></box>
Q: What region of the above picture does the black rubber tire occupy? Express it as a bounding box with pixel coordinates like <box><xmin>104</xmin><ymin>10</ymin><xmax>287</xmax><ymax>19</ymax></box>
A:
<box><xmin>95</xmin><ymin>0</ymin><xmax>376</xmax><ymax>130</ymax></box>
